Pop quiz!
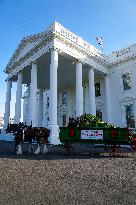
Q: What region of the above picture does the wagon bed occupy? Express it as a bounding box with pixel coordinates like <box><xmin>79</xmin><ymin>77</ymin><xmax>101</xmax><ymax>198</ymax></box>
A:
<box><xmin>59</xmin><ymin>127</ymin><xmax>136</xmax><ymax>149</ymax></box>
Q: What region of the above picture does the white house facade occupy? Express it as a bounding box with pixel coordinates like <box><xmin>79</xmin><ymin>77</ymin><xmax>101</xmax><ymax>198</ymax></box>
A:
<box><xmin>3</xmin><ymin>22</ymin><xmax>136</xmax><ymax>144</ymax></box>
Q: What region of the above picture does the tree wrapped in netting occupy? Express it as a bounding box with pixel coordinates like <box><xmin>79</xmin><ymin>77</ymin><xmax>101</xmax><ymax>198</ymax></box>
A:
<box><xmin>68</xmin><ymin>114</ymin><xmax>115</xmax><ymax>128</ymax></box>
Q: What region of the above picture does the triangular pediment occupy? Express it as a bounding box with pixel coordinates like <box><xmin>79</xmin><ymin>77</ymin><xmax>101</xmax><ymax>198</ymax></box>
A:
<box><xmin>17</xmin><ymin>39</ymin><xmax>41</xmax><ymax>60</ymax></box>
<box><xmin>4</xmin><ymin>21</ymin><xmax>56</xmax><ymax>73</ymax></box>
<box><xmin>5</xmin><ymin>35</ymin><xmax>45</xmax><ymax>72</ymax></box>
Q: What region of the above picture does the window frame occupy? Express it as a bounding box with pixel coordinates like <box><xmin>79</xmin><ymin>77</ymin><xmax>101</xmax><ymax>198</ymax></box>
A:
<box><xmin>122</xmin><ymin>73</ymin><xmax>131</xmax><ymax>91</ymax></box>
<box><xmin>95</xmin><ymin>82</ymin><xmax>101</xmax><ymax>97</ymax></box>
<box><xmin>62</xmin><ymin>92</ymin><xmax>67</xmax><ymax>105</ymax></box>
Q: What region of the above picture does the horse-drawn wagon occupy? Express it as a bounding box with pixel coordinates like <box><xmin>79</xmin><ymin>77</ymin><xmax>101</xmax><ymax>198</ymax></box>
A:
<box><xmin>5</xmin><ymin>114</ymin><xmax>136</xmax><ymax>155</ymax></box>
<box><xmin>59</xmin><ymin>114</ymin><xmax>136</xmax><ymax>154</ymax></box>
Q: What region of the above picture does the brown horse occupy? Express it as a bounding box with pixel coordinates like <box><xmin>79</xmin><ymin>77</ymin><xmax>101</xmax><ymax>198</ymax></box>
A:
<box><xmin>6</xmin><ymin>124</ymin><xmax>50</xmax><ymax>155</ymax></box>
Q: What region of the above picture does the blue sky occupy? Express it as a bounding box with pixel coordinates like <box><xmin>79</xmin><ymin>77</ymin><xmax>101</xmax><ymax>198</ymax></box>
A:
<box><xmin>0</xmin><ymin>0</ymin><xmax>136</xmax><ymax>117</ymax></box>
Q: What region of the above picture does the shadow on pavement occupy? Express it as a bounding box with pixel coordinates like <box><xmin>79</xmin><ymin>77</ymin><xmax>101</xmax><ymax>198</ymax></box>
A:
<box><xmin>0</xmin><ymin>140</ymin><xmax>135</xmax><ymax>161</ymax></box>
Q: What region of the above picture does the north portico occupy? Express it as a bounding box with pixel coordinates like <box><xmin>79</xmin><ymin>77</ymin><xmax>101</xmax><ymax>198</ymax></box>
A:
<box><xmin>4</xmin><ymin>21</ymin><xmax>136</xmax><ymax>144</ymax></box>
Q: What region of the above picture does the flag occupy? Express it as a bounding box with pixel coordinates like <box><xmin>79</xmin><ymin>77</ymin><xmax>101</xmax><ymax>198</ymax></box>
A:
<box><xmin>96</xmin><ymin>36</ymin><xmax>103</xmax><ymax>47</ymax></box>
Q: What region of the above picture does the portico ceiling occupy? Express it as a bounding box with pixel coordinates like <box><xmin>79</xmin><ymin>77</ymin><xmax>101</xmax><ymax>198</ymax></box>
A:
<box><xmin>11</xmin><ymin>52</ymin><xmax>103</xmax><ymax>90</ymax></box>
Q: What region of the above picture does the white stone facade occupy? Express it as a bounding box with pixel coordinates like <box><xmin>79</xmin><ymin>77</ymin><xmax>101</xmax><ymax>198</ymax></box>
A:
<box><xmin>3</xmin><ymin>22</ymin><xmax>136</xmax><ymax>144</ymax></box>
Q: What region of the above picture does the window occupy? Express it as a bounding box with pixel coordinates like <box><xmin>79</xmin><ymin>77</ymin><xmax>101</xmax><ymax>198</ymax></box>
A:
<box><xmin>62</xmin><ymin>92</ymin><xmax>67</xmax><ymax>104</ymax></box>
<box><xmin>47</xmin><ymin>97</ymin><xmax>49</xmax><ymax>108</ymax></box>
<box><xmin>62</xmin><ymin>114</ymin><xmax>67</xmax><ymax>127</ymax></box>
<box><xmin>126</xmin><ymin>105</ymin><xmax>135</xmax><ymax>128</ymax></box>
<box><xmin>95</xmin><ymin>83</ymin><xmax>101</xmax><ymax>97</ymax></box>
<box><xmin>122</xmin><ymin>73</ymin><xmax>131</xmax><ymax>91</ymax></box>
<box><xmin>96</xmin><ymin>109</ymin><xmax>102</xmax><ymax>120</ymax></box>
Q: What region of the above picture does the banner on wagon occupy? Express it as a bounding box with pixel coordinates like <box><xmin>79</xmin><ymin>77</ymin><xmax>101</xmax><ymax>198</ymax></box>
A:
<box><xmin>81</xmin><ymin>130</ymin><xmax>103</xmax><ymax>140</ymax></box>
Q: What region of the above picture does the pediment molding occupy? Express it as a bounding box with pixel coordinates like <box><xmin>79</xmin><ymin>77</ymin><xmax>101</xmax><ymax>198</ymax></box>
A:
<box><xmin>4</xmin><ymin>21</ymin><xmax>136</xmax><ymax>75</ymax></box>
<box><xmin>5</xmin><ymin>34</ymin><xmax>54</xmax><ymax>74</ymax></box>
<box><xmin>109</xmin><ymin>54</ymin><xmax>136</xmax><ymax>68</ymax></box>
<box><xmin>5</xmin><ymin>29</ymin><xmax>53</xmax><ymax>73</ymax></box>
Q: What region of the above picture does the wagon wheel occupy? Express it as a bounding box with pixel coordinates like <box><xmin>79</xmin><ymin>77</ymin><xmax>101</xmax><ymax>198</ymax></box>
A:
<box><xmin>63</xmin><ymin>143</ymin><xmax>72</xmax><ymax>155</ymax></box>
<box><xmin>108</xmin><ymin>144</ymin><xmax>117</xmax><ymax>156</ymax></box>
<box><xmin>106</xmin><ymin>144</ymin><xmax>123</xmax><ymax>156</ymax></box>
<box><xmin>129</xmin><ymin>131</ymin><xmax>136</xmax><ymax>150</ymax></box>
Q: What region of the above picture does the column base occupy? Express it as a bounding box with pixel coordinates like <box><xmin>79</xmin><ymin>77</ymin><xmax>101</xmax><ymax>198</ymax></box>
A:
<box><xmin>48</xmin><ymin>124</ymin><xmax>61</xmax><ymax>145</ymax></box>
<box><xmin>1</xmin><ymin>128</ymin><xmax>6</xmax><ymax>134</ymax></box>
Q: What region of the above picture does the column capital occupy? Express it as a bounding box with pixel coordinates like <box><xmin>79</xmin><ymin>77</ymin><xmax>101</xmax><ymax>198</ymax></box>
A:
<box><xmin>31</xmin><ymin>61</ymin><xmax>38</xmax><ymax>66</ymax></box>
<box><xmin>5</xmin><ymin>78</ymin><xmax>12</xmax><ymax>82</ymax></box>
<box><xmin>75</xmin><ymin>59</ymin><xmax>83</xmax><ymax>64</ymax></box>
<box><xmin>88</xmin><ymin>67</ymin><xmax>94</xmax><ymax>71</ymax></box>
<box><xmin>50</xmin><ymin>46</ymin><xmax>60</xmax><ymax>53</ymax></box>
<box><xmin>18</xmin><ymin>70</ymin><xmax>23</xmax><ymax>74</ymax></box>
<box><xmin>104</xmin><ymin>73</ymin><xmax>111</xmax><ymax>78</ymax></box>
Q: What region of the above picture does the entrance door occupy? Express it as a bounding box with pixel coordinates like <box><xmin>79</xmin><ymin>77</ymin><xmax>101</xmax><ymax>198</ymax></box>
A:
<box><xmin>62</xmin><ymin>114</ymin><xmax>67</xmax><ymax>127</ymax></box>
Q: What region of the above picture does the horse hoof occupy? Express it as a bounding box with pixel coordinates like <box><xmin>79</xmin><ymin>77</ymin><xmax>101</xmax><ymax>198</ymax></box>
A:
<box><xmin>34</xmin><ymin>152</ymin><xmax>40</xmax><ymax>155</ymax></box>
<box><xmin>34</xmin><ymin>150</ymin><xmax>40</xmax><ymax>155</ymax></box>
<box><xmin>17</xmin><ymin>152</ymin><xmax>22</xmax><ymax>155</ymax></box>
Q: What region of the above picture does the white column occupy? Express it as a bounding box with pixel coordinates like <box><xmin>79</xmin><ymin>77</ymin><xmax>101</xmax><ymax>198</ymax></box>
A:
<box><xmin>42</xmin><ymin>89</ymin><xmax>47</xmax><ymax>127</ymax></box>
<box><xmin>134</xmin><ymin>103</ymin><xmax>136</xmax><ymax>128</ymax></box>
<box><xmin>121</xmin><ymin>105</ymin><xmax>126</xmax><ymax>127</ymax></box>
<box><xmin>23</xmin><ymin>97</ymin><xmax>26</xmax><ymax>123</ymax></box>
<box><xmin>48</xmin><ymin>49</ymin><xmax>60</xmax><ymax>144</ymax></box>
<box><xmin>88</xmin><ymin>68</ymin><xmax>96</xmax><ymax>115</ymax></box>
<box><xmin>76</xmin><ymin>61</ymin><xmax>83</xmax><ymax>117</ymax></box>
<box><xmin>30</xmin><ymin>62</ymin><xmax>38</xmax><ymax>127</ymax></box>
<box><xmin>84</xmin><ymin>82</ymin><xmax>89</xmax><ymax>114</ymax></box>
<box><xmin>67</xmin><ymin>88</ymin><xmax>73</xmax><ymax>120</ymax></box>
<box><xmin>14</xmin><ymin>72</ymin><xmax>22</xmax><ymax>124</ymax></box>
<box><xmin>4</xmin><ymin>80</ymin><xmax>12</xmax><ymax>128</ymax></box>
<box><xmin>57</xmin><ymin>91</ymin><xmax>62</xmax><ymax>127</ymax></box>
<box><xmin>26</xmin><ymin>85</ymin><xmax>30</xmax><ymax>125</ymax></box>
<box><xmin>38</xmin><ymin>89</ymin><xmax>43</xmax><ymax>127</ymax></box>
<box><xmin>104</xmin><ymin>75</ymin><xmax>111</xmax><ymax>123</ymax></box>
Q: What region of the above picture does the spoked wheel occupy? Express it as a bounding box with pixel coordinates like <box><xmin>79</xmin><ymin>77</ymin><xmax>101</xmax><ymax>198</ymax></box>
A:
<box><xmin>105</xmin><ymin>144</ymin><xmax>123</xmax><ymax>157</ymax></box>
<box><xmin>128</xmin><ymin>130</ymin><xmax>136</xmax><ymax>150</ymax></box>
<box><xmin>109</xmin><ymin>144</ymin><xmax>117</xmax><ymax>156</ymax></box>
<box><xmin>63</xmin><ymin>143</ymin><xmax>72</xmax><ymax>155</ymax></box>
<box><xmin>129</xmin><ymin>136</ymin><xmax>136</xmax><ymax>150</ymax></box>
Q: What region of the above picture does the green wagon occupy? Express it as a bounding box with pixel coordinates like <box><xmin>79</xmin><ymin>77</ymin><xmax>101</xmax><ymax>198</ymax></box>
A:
<box><xmin>59</xmin><ymin>127</ymin><xmax>136</xmax><ymax>151</ymax></box>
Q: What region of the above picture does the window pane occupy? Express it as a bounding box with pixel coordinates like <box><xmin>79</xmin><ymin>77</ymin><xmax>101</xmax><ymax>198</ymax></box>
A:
<box><xmin>96</xmin><ymin>109</ymin><xmax>102</xmax><ymax>120</ymax></box>
<box><xmin>95</xmin><ymin>83</ymin><xmax>101</xmax><ymax>97</ymax></box>
<box><xmin>126</xmin><ymin>105</ymin><xmax>135</xmax><ymax>128</ymax></box>
<box><xmin>47</xmin><ymin>97</ymin><xmax>49</xmax><ymax>108</ymax></box>
<box><xmin>122</xmin><ymin>73</ymin><xmax>131</xmax><ymax>91</ymax></box>
<box><xmin>62</xmin><ymin>92</ymin><xmax>67</xmax><ymax>104</ymax></box>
